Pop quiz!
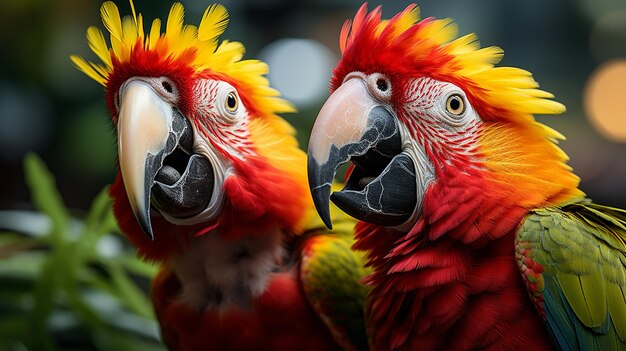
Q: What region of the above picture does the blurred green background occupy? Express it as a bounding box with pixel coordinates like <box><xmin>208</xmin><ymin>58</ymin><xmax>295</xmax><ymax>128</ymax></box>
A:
<box><xmin>0</xmin><ymin>0</ymin><xmax>625</xmax><ymax>350</ymax></box>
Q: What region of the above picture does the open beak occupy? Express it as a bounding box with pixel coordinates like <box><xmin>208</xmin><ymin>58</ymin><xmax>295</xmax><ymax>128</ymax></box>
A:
<box><xmin>117</xmin><ymin>79</ymin><xmax>213</xmax><ymax>239</ymax></box>
<box><xmin>307</xmin><ymin>75</ymin><xmax>417</xmax><ymax>229</ymax></box>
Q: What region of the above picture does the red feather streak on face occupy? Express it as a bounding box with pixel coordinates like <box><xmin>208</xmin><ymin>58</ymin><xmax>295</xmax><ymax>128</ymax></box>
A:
<box><xmin>106</xmin><ymin>40</ymin><xmax>306</xmax><ymax>260</ymax></box>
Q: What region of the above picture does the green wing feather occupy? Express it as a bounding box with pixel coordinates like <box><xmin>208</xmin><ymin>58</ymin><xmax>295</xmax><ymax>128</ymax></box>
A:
<box><xmin>516</xmin><ymin>199</ymin><xmax>626</xmax><ymax>350</ymax></box>
<box><xmin>299</xmin><ymin>186</ymin><xmax>372</xmax><ymax>351</ymax></box>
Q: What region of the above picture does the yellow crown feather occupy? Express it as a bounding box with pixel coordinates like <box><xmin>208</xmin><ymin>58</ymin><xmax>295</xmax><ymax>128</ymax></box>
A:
<box><xmin>71</xmin><ymin>1</ymin><xmax>294</xmax><ymax>117</ymax></box>
<box><xmin>339</xmin><ymin>4</ymin><xmax>566</xmax><ymax>123</ymax></box>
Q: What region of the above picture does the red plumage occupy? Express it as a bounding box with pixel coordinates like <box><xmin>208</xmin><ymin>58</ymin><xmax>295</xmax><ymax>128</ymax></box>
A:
<box><xmin>111</xmin><ymin>174</ymin><xmax>190</xmax><ymax>260</ymax></box>
<box><xmin>353</xmin><ymin>156</ymin><xmax>554</xmax><ymax>349</ymax></box>
<box><xmin>152</xmin><ymin>267</ymin><xmax>342</xmax><ymax>351</ymax></box>
<box><xmin>105</xmin><ymin>46</ymin><xmax>198</xmax><ymax>124</ymax></box>
<box><xmin>360</xmin><ymin>224</ymin><xmax>554</xmax><ymax>350</ymax></box>
<box><xmin>217</xmin><ymin>156</ymin><xmax>306</xmax><ymax>239</ymax></box>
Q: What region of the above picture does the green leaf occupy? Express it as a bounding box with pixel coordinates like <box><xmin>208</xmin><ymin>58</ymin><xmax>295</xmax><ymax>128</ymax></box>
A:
<box><xmin>102</xmin><ymin>208</ymin><xmax>122</xmax><ymax>234</ymax></box>
<box><xmin>92</xmin><ymin>327</ymin><xmax>166</xmax><ymax>351</ymax></box>
<box><xmin>119</xmin><ymin>254</ymin><xmax>159</xmax><ymax>278</ymax></box>
<box><xmin>63</xmin><ymin>285</ymin><xmax>105</xmax><ymax>329</ymax></box>
<box><xmin>0</xmin><ymin>316</ymin><xmax>29</xmax><ymax>349</ymax></box>
<box><xmin>72</xmin><ymin>187</ymin><xmax>115</xmax><ymax>266</ymax></box>
<box><xmin>30</xmin><ymin>258</ymin><xmax>59</xmax><ymax>351</ymax></box>
<box><xmin>79</xmin><ymin>268</ymin><xmax>118</xmax><ymax>297</ymax></box>
<box><xmin>23</xmin><ymin>153</ymin><xmax>69</xmax><ymax>244</ymax></box>
<box><xmin>82</xmin><ymin>187</ymin><xmax>114</xmax><ymax>241</ymax></box>
<box><xmin>107</xmin><ymin>261</ymin><xmax>154</xmax><ymax>319</ymax></box>
<box><xmin>13</xmin><ymin>153</ymin><xmax>162</xmax><ymax>349</ymax></box>
<box><xmin>0</xmin><ymin>251</ymin><xmax>46</xmax><ymax>279</ymax></box>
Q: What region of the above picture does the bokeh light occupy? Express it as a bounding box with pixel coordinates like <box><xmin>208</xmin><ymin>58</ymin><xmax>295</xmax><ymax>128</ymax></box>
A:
<box><xmin>577</xmin><ymin>0</ymin><xmax>626</xmax><ymax>22</ymax></box>
<box><xmin>0</xmin><ymin>82</ymin><xmax>53</xmax><ymax>162</ymax></box>
<box><xmin>259</xmin><ymin>38</ymin><xmax>337</xmax><ymax>109</ymax></box>
<box><xmin>589</xmin><ymin>11</ymin><xmax>626</xmax><ymax>63</ymax></box>
<box><xmin>584</xmin><ymin>60</ymin><xmax>626</xmax><ymax>142</ymax></box>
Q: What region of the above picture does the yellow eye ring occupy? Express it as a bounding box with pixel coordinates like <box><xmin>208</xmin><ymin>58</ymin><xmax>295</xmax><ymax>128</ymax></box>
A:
<box><xmin>446</xmin><ymin>94</ymin><xmax>465</xmax><ymax>116</ymax></box>
<box><xmin>225</xmin><ymin>92</ymin><xmax>239</xmax><ymax>112</ymax></box>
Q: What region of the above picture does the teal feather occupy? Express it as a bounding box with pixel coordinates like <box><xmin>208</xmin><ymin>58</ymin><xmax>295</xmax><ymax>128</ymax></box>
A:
<box><xmin>543</xmin><ymin>275</ymin><xmax>578</xmax><ymax>350</ymax></box>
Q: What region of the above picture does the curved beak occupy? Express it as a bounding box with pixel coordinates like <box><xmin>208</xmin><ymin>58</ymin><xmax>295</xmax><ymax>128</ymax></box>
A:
<box><xmin>117</xmin><ymin>80</ymin><xmax>194</xmax><ymax>239</ymax></box>
<box><xmin>307</xmin><ymin>76</ymin><xmax>417</xmax><ymax>229</ymax></box>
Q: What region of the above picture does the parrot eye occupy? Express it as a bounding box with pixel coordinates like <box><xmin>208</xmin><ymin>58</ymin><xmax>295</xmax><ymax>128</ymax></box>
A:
<box><xmin>225</xmin><ymin>92</ymin><xmax>239</xmax><ymax>113</ymax></box>
<box><xmin>446</xmin><ymin>94</ymin><xmax>465</xmax><ymax>116</ymax></box>
<box><xmin>212</xmin><ymin>81</ymin><xmax>245</xmax><ymax>124</ymax></box>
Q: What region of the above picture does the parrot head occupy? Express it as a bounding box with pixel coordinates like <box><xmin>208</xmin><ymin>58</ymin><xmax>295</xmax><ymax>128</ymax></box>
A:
<box><xmin>72</xmin><ymin>2</ymin><xmax>307</xmax><ymax>260</ymax></box>
<box><xmin>308</xmin><ymin>4</ymin><xmax>583</xmax><ymax>238</ymax></box>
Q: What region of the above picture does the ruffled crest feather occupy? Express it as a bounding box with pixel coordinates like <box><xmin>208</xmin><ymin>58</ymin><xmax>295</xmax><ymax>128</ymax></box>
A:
<box><xmin>71</xmin><ymin>1</ymin><xmax>294</xmax><ymax>117</ymax></box>
<box><xmin>335</xmin><ymin>3</ymin><xmax>566</xmax><ymax>125</ymax></box>
<box><xmin>198</xmin><ymin>4</ymin><xmax>229</xmax><ymax>42</ymax></box>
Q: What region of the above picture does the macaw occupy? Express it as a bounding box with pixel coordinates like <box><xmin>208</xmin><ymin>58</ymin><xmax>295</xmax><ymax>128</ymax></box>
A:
<box><xmin>307</xmin><ymin>4</ymin><xmax>626</xmax><ymax>351</ymax></box>
<box><xmin>71</xmin><ymin>2</ymin><xmax>370</xmax><ymax>350</ymax></box>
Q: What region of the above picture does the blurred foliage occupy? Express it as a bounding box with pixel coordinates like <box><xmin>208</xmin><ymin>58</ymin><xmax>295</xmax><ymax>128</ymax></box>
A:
<box><xmin>0</xmin><ymin>154</ymin><xmax>165</xmax><ymax>351</ymax></box>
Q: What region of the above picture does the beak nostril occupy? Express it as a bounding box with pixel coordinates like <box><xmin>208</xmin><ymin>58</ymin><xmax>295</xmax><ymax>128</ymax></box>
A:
<box><xmin>369</xmin><ymin>73</ymin><xmax>392</xmax><ymax>101</ymax></box>
<box><xmin>162</xmin><ymin>80</ymin><xmax>173</xmax><ymax>94</ymax></box>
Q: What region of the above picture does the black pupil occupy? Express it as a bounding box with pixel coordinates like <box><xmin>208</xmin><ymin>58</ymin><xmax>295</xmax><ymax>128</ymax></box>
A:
<box><xmin>376</xmin><ymin>78</ymin><xmax>388</xmax><ymax>92</ymax></box>
<box><xmin>162</xmin><ymin>81</ymin><xmax>173</xmax><ymax>93</ymax></box>
<box><xmin>450</xmin><ymin>96</ymin><xmax>461</xmax><ymax>111</ymax></box>
<box><xmin>227</xmin><ymin>94</ymin><xmax>236</xmax><ymax>109</ymax></box>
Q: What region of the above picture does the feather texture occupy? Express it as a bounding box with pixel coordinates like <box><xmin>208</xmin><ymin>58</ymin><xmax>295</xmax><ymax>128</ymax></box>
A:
<box><xmin>198</xmin><ymin>4</ymin><xmax>229</xmax><ymax>42</ymax></box>
<box><xmin>516</xmin><ymin>202</ymin><xmax>626</xmax><ymax>349</ymax></box>
<box><xmin>300</xmin><ymin>224</ymin><xmax>371</xmax><ymax>350</ymax></box>
<box><xmin>72</xmin><ymin>2</ymin><xmax>292</xmax><ymax>118</ymax></box>
<box><xmin>86</xmin><ymin>26</ymin><xmax>111</xmax><ymax>67</ymax></box>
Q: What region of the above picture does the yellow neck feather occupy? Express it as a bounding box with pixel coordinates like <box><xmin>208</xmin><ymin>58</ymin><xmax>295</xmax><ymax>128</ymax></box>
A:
<box><xmin>481</xmin><ymin>120</ymin><xmax>584</xmax><ymax>208</ymax></box>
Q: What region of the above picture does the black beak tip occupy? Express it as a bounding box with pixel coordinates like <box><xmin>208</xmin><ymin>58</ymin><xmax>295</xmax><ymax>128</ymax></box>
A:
<box><xmin>310</xmin><ymin>184</ymin><xmax>334</xmax><ymax>230</ymax></box>
<box><xmin>321</xmin><ymin>209</ymin><xmax>333</xmax><ymax>230</ymax></box>
<box><xmin>144</xmin><ymin>229</ymin><xmax>155</xmax><ymax>241</ymax></box>
<box><xmin>308</xmin><ymin>155</ymin><xmax>335</xmax><ymax>230</ymax></box>
<box><xmin>137</xmin><ymin>216</ymin><xmax>154</xmax><ymax>241</ymax></box>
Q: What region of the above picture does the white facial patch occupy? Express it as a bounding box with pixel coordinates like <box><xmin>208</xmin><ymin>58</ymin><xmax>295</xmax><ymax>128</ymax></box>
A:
<box><xmin>400</xmin><ymin>77</ymin><xmax>482</xmax><ymax>160</ymax></box>
<box><xmin>403</xmin><ymin>77</ymin><xmax>480</xmax><ymax>134</ymax></box>
<box><xmin>193</xmin><ymin>79</ymin><xmax>254</xmax><ymax>160</ymax></box>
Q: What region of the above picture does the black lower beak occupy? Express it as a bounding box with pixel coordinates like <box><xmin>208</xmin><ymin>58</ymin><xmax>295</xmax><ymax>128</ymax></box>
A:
<box><xmin>308</xmin><ymin>106</ymin><xmax>417</xmax><ymax>228</ymax></box>
<box><xmin>331</xmin><ymin>152</ymin><xmax>416</xmax><ymax>226</ymax></box>
<box><xmin>151</xmin><ymin>153</ymin><xmax>214</xmax><ymax>218</ymax></box>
